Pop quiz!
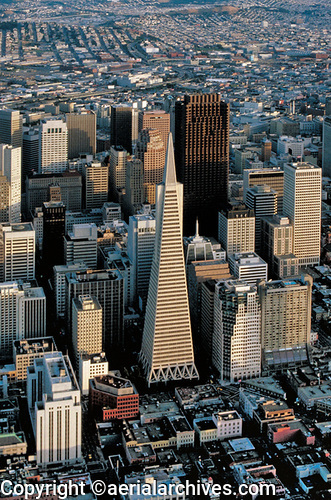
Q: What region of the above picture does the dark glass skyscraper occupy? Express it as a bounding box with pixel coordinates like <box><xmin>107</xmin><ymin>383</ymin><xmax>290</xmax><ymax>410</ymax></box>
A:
<box><xmin>175</xmin><ymin>93</ymin><xmax>230</xmax><ymax>236</ymax></box>
<box><xmin>110</xmin><ymin>105</ymin><xmax>132</xmax><ymax>154</ymax></box>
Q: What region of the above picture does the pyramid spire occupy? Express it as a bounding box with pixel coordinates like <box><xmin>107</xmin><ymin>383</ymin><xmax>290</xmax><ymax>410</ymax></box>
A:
<box><xmin>163</xmin><ymin>133</ymin><xmax>177</xmax><ymax>185</ymax></box>
<box><xmin>139</xmin><ymin>134</ymin><xmax>199</xmax><ymax>386</ymax></box>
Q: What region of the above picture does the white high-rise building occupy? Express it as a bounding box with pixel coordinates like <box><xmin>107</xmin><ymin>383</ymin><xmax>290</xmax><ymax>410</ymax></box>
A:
<box><xmin>127</xmin><ymin>213</ymin><xmax>156</xmax><ymax>306</ymax></box>
<box><xmin>0</xmin><ymin>144</ymin><xmax>21</xmax><ymax>223</ymax></box>
<box><xmin>64</xmin><ymin>223</ymin><xmax>98</xmax><ymax>269</ymax></box>
<box><xmin>0</xmin><ymin>223</ymin><xmax>35</xmax><ymax>282</ymax></box>
<box><xmin>139</xmin><ymin>134</ymin><xmax>198</xmax><ymax>385</ymax></box>
<box><xmin>213</xmin><ymin>280</ymin><xmax>261</xmax><ymax>383</ymax></box>
<box><xmin>39</xmin><ymin>119</ymin><xmax>68</xmax><ymax>174</ymax></box>
<box><xmin>72</xmin><ymin>295</ymin><xmax>103</xmax><ymax>367</ymax></box>
<box><xmin>283</xmin><ymin>162</ymin><xmax>322</xmax><ymax>267</ymax></box>
<box><xmin>27</xmin><ymin>352</ymin><xmax>82</xmax><ymax>466</ymax></box>
<box><xmin>0</xmin><ymin>282</ymin><xmax>24</xmax><ymax>357</ymax></box>
<box><xmin>218</xmin><ymin>204</ymin><xmax>255</xmax><ymax>256</ymax></box>
<box><xmin>0</xmin><ymin>282</ymin><xmax>46</xmax><ymax>356</ymax></box>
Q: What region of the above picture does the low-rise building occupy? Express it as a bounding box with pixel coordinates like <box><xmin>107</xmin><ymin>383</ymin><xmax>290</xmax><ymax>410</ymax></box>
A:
<box><xmin>13</xmin><ymin>337</ymin><xmax>58</xmax><ymax>381</ymax></box>
<box><xmin>78</xmin><ymin>353</ymin><xmax>108</xmax><ymax>396</ymax></box>
<box><xmin>89</xmin><ymin>374</ymin><xmax>139</xmax><ymax>421</ymax></box>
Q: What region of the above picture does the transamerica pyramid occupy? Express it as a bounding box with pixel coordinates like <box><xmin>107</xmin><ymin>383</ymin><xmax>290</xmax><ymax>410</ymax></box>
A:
<box><xmin>139</xmin><ymin>133</ymin><xmax>199</xmax><ymax>385</ymax></box>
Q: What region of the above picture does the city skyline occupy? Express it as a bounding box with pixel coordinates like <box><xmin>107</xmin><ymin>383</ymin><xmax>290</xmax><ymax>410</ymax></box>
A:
<box><xmin>0</xmin><ymin>0</ymin><xmax>329</xmax><ymax>496</ymax></box>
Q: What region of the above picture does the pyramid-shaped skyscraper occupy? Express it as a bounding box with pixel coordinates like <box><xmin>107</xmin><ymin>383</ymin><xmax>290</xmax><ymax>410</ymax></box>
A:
<box><xmin>139</xmin><ymin>134</ymin><xmax>199</xmax><ymax>385</ymax></box>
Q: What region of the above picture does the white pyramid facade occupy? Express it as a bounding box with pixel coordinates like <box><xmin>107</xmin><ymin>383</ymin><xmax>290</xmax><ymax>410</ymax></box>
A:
<box><xmin>139</xmin><ymin>134</ymin><xmax>199</xmax><ymax>385</ymax></box>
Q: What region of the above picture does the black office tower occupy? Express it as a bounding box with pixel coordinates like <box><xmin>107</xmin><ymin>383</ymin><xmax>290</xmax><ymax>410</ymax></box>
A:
<box><xmin>42</xmin><ymin>201</ymin><xmax>66</xmax><ymax>273</ymax></box>
<box><xmin>110</xmin><ymin>105</ymin><xmax>132</xmax><ymax>154</ymax></box>
<box><xmin>175</xmin><ymin>93</ymin><xmax>230</xmax><ymax>236</ymax></box>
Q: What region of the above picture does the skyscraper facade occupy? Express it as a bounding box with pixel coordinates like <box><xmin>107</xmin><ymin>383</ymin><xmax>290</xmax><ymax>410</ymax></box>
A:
<box><xmin>245</xmin><ymin>185</ymin><xmax>277</xmax><ymax>253</ymax></box>
<box><xmin>139</xmin><ymin>134</ymin><xmax>198</xmax><ymax>385</ymax></box>
<box><xmin>0</xmin><ymin>144</ymin><xmax>21</xmax><ymax>223</ymax></box>
<box><xmin>258</xmin><ymin>276</ymin><xmax>312</xmax><ymax>369</ymax></box>
<box><xmin>218</xmin><ymin>204</ymin><xmax>255</xmax><ymax>256</ymax></box>
<box><xmin>27</xmin><ymin>352</ymin><xmax>82</xmax><ymax>466</ymax></box>
<box><xmin>22</xmin><ymin>127</ymin><xmax>39</xmax><ymax>189</ymax></box>
<box><xmin>136</xmin><ymin>128</ymin><xmax>165</xmax><ymax>205</ymax></box>
<box><xmin>243</xmin><ymin>168</ymin><xmax>284</xmax><ymax>213</ymax></box>
<box><xmin>109</xmin><ymin>146</ymin><xmax>127</xmax><ymax>200</ymax></box>
<box><xmin>83</xmin><ymin>161</ymin><xmax>109</xmax><ymax>210</ymax></box>
<box><xmin>125</xmin><ymin>158</ymin><xmax>144</xmax><ymax>212</ymax></box>
<box><xmin>0</xmin><ymin>109</ymin><xmax>23</xmax><ymax>149</ymax></box>
<box><xmin>283</xmin><ymin>162</ymin><xmax>322</xmax><ymax>267</ymax></box>
<box><xmin>39</xmin><ymin>119</ymin><xmax>68</xmax><ymax>174</ymax></box>
<box><xmin>175</xmin><ymin>93</ymin><xmax>230</xmax><ymax>235</ymax></box>
<box><xmin>322</xmin><ymin>116</ymin><xmax>331</xmax><ymax>177</ymax></box>
<box><xmin>110</xmin><ymin>105</ymin><xmax>132</xmax><ymax>153</ymax></box>
<box><xmin>66</xmin><ymin>111</ymin><xmax>96</xmax><ymax>159</ymax></box>
<box><xmin>138</xmin><ymin>110</ymin><xmax>170</xmax><ymax>147</ymax></box>
<box><xmin>42</xmin><ymin>201</ymin><xmax>66</xmax><ymax>270</ymax></box>
<box><xmin>213</xmin><ymin>280</ymin><xmax>261</xmax><ymax>383</ymax></box>
<box><xmin>127</xmin><ymin>213</ymin><xmax>156</xmax><ymax>306</ymax></box>
<box><xmin>0</xmin><ymin>223</ymin><xmax>35</xmax><ymax>282</ymax></box>
<box><xmin>66</xmin><ymin>269</ymin><xmax>124</xmax><ymax>351</ymax></box>
<box><xmin>72</xmin><ymin>295</ymin><xmax>103</xmax><ymax>367</ymax></box>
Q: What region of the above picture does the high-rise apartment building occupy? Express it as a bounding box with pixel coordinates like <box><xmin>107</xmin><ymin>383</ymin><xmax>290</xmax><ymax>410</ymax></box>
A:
<box><xmin>0</xmin><ymin>109</ymin><xmax>23</xmax><ymax>149</ymax></box>
<box><xmin>213</xmin><ymin>280</ymin><xmax>261</xmax><ymax>382</ymax></box>
<box><xmin>322</xmin><ymin>116</ymin><xmax>331</xmax><ymax>177</ymax></box>
<box><xmin>82</xmin><ymin>161</ymin><xmax>109</xmax><ymax>210</ymax></box>
<box><xmin>0</xmin><ymin>144</ymin><xmax>21</xmax><ymax>223</ymax></box>
<box><xmin>42</xmin><ymin>201</ymin><xmax>66</xmax><ymax>270</ymax></box>
<box><xmin>72</xmin><ymin>295</ymin><xmax>103</xmax><ymax>367</ymax></box>
<box><xmin>110</xmin><ymin>105</ymin><xmax>132</xmax><ymax>153</ymax></box>
<box><xmin>64</xmin><ymin>224</ymin><xmax>98</xmax><ymax>269</ymax></box>
<box><xmin>139</xmin><ymin>134</ymin><xmax>199</xmax><ymax>385</ymax></box>
<box><xmin>26</xmin><ymin>171</ymin><xmax>82</xmax><ymax>213</ymax></box>
<box><xmin>136</xmin><ymin>129</ymin><xmax>165</xmax><ymax>205</ymax></box>
<box><xmin>138</xmin><ymin>110</ymin><xmax>170</xmax><ymax>147</ymax></box>
<box><xmin>218</xmin><ymin>204</ymin><xmax>255</xmax><ymax>256</ymax></box>
<box><xmin>243</xmin><ymin>168</ymin><xmax>284</xmax><ymax>213</ymax></box>
<box><xmin>0</xmin><ymin>223</ymin><xmax>35</xmax><ymax>282</ymax></box>
<box><xmin>66</xmin><ymin>111</ymin><xmax>96</xmax><ymax>159</ymax></box>
<box><xmin>109</xmin><ymin>146</ymin><xmax>127</xmax><ymax>200</ymax></box>
<box><xmin>283</xmin><ymin>162</ymin><xmax>321</xmax><ymax>267</ymax></box>
<box><xmin>66</xmin><ymin>269</ymin><xmax>124</xmax><ymax>351</ymax></box>
<box><xmin>39</xmin><ymin>119</ymin><xmax>68</xmax><ymax>174</ymax></box>
<box><xmin>245</xmin><ymin>185</ymin><xmax>277</xmax><ymax>253</ymax></box>
<box><xmin>258</xmin><ymin>276</ymin><xmax>312</xmax><ymax>369</ymax></box>
<box><xmin>127</xmin><ymin>213</ymin><xmax>156</xmax><ymax>306</ymax></box>
<box><xmin>27</xmin><ymin>352</ymin><xmax>82</xmax><ymax>466</ymax></box>
<box><xmin>175</xmin><ymin>93</ymin><xmax>230</xmax><ymax>235</ymax></box>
